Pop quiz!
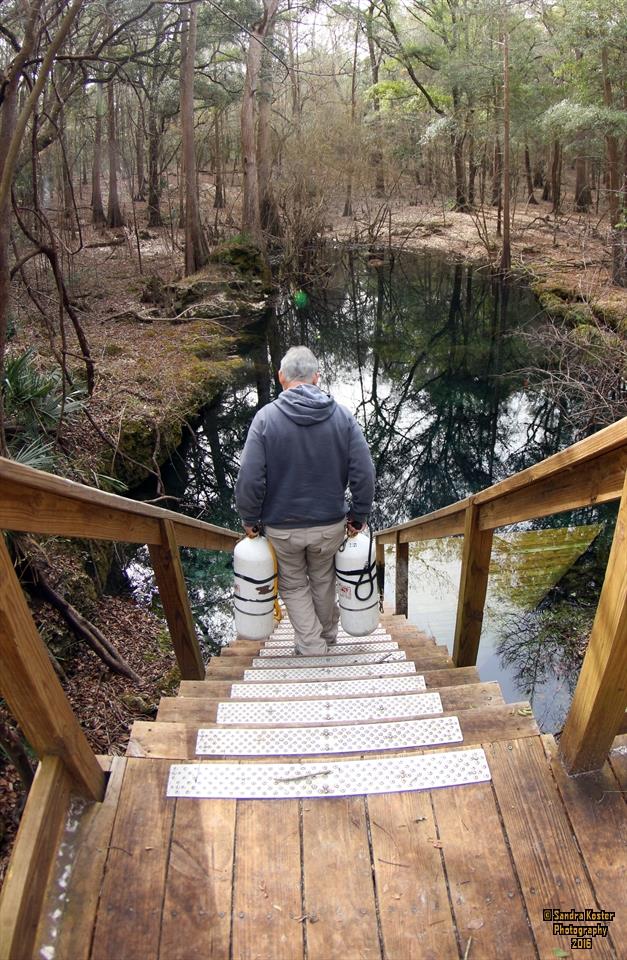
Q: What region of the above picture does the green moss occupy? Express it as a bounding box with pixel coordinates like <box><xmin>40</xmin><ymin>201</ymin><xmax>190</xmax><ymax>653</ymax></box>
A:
<box><xmin>103</xmin><ymin>343</ymin><xmax>125</xmax><ymax>358</ymax></box>
<box><xmin>157</xmin><ymin>664</ymin><xmax>181</xmax><ymax>696</ymax></box>
<box><xmin>209</xmin><ymin>239</ymin><xmax>270</xmax><ymax>282</ymax></box>
<box><xmin>120</xmin><ymin>693</ymin><xmax>157</xmax><ymax>715</ymax></box>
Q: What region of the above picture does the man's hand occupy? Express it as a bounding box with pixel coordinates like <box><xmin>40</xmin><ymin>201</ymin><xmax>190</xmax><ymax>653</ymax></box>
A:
<box><xmin>244</xmin><ymin>524</ymin><xmax>260</xmax><ymax>538</ymax></box>
<box><xmin>346</xmin><ymin>520</ymin><xmax>364</xmax><ymax>538</ymax></box>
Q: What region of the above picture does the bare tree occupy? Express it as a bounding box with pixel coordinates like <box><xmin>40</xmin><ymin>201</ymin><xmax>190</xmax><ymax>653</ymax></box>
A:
<box><xmin>181</xmin><ymin>1</ymin><xmax>208</xmax><ymax>273</ymax></box>
<box><xmin>241</xmin><ymin>0</ymin><xmax>280</xmax><ymax>248</ymax></box>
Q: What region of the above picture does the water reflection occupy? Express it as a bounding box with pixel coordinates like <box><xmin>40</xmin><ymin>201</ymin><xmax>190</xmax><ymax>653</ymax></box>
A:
<box><xmin>127</xmin><ymin>249</ymin><xmax>611</xmax><ymax>726</ymax></box>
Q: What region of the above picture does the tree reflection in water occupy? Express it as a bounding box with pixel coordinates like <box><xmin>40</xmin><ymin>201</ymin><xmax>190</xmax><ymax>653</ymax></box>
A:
<box><xmin>127</xmin><ymin>250</ymin><xmax>613</xmax><ymax>720</ymax></box>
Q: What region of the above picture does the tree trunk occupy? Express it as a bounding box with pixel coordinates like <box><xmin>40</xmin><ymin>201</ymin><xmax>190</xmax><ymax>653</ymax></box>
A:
<box><xmin>241</xmin><ymin>0</ymin><xmax>279</xmax><ymax>247</ymax></box>
<box><xmin>181</xmin><ymin>2</ymin><xmax>208</xmax><ymax>274</ymax></box>
<box><xmin>500</xmin><ymin>30</ymin><xmax>511</xmax><ymax>273</ymax></box>
<box><xmin>524</xmin><ymin>144</ymin><xmax>538</xmax><ymax>204</ymax></box>
<box><xmin>550</xmin><ymin>140</ymin><xmax>561</xmax><ymax>214</ymax></box>
<box><xmin>147</xmin><ymin>106</ymin><xmax>162</xmax><ymax>226</ymax></box>
<box><xmin>91</xmin><ymin>86</ymin><xmax>107</xmax><ymax>227</ymax></box>
<box><xmin>451</xmin><ymin>88</ymin><xmax>468</xmax><ymax>212</ymax></box>
<box><xmin>106</xmin><ymin>83</ymin><xmax>124</xmax><ymax>227</ymax></box>
<box><xmin>213</xmin><ymin>113</ymin><xmax>225</xmax><ymax>209</ymax></box>
<box><xmin>135</xmin><ymin>105</ymin><xmax>146</xmax><ymax>201</ymax></box>
<box><xmin>467</xmin><ymin>126</ymin><xmax>476</xmax><ymax>207</ymax></box>
<box><xmin>286</xmin><ymin>0</ymin><xmax>302</xmax><ymax>128</ymax></box>
<box><xmin>601</xmin><ymin>46</ymin><xmax>624</xmax><ymax>284</ymax></box>
<box><xmin>366</xmin><ymin>3</ymin><xmax>385</xmax><ymax>198</ymax></box>
<box><xmin>257</xmin><ymin>54</ymin><xmax>281</xmax><ymax>238</ymax></box>
<box><xmin>574</xmin><ymin>155</ymin><xmax>591</xmax><ymax>211</ymax></box>
<box><xmin>343</xmin><ymin>16</ymin><xmax>360</xmax><ymax>218</ymax></box>
<box><xmin>492</xmin><ymin>138</ymin><xmax>502</xmax><ymax>207</ymax></box>
<box><xmin>0</xmin><ymin>77</ymin><xmax>19</xmax><ymax>458</ymax></box>
<box><xmin>601</xmin><ymin>46</ymin><xmax>620</xmax><ymax>229</ymax></box>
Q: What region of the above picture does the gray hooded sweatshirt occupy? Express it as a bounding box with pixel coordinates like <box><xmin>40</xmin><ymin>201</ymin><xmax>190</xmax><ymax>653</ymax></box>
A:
<box><xmin>235</xmin><ymin>384</ymin><xmax>375</xmax><ymax>528</ymax></box>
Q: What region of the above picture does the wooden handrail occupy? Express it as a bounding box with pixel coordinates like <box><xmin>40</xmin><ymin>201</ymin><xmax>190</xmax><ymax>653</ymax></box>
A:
<box><xmin>0</xmin><ymin>457</ymin><xmax>243</xmax><ymax>802</ymax></box>
<box><xmin>0</xmin><ymin>457</ymin><xmax>241</xmax><ymax>550</ymax></box>
<box><xmin>375</xmin><ymin>416</ymin><xmax>627</xmax><ymax>773</ymax></box>
<box><xmin>376</xmin><ymin>417</ymin><xmax>627</xmax><ymax>544</ymax></box>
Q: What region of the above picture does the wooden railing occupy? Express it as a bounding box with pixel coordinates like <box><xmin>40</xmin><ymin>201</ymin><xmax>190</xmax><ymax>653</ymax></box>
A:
<box><xmin>0</xmin><ymin>457</ymin><xmax>241</xmax><ymax>803</ymax></box>
<box><xmin>375</xmin><ymin>417</ymin><xmax>627</xmax><ymax>775</ymax></box>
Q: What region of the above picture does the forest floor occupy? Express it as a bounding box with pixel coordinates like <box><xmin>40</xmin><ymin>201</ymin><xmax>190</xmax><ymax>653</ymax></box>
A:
<box><xmin>1</xmin><ymin>183</ymin><xmax>625</xmax><ymax>881</ymax></box>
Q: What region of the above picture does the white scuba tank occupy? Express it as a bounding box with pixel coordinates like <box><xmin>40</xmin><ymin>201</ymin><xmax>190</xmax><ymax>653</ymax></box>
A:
<box><xmin>335</xmin><ymin>530</ymin><xmax>379</xmax><ymax>636</ymax></box>
<box><xmin>233</xmin><ymin>535</ymin><xmax>276</xmax><ymax>639</ymax></box>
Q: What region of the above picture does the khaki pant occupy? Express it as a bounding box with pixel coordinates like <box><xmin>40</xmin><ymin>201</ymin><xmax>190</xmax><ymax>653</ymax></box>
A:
<box><xmin>265</xmin><ymin>520</ymin><xmax>347</xmax><ymax>655</ymax></box>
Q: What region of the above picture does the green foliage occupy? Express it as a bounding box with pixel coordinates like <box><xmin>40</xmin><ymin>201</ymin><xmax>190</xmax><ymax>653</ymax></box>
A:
<box><xmin>2</xmin><ymin>350</ymin><xmax>87</xmax><ymax>467</ymax></box>
<box><xmin>3</xmin><ymin>350</ymin><xmax>86</xmax><ymax>435</ymax></box>
<box><xmin>541</xmin><ymin>99</ymin><xmax>627</xmax><ymax>143</ymax></box>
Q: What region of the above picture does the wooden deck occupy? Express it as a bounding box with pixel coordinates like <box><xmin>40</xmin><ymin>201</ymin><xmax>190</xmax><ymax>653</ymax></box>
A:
<box><xmin>33</xmin><ymin>615</ymin><xmax>625</xmax><ymax>960</ymax></box>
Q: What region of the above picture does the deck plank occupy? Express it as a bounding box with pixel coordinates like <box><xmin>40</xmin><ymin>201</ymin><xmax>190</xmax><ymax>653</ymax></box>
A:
<box><xmin>488</xmin><ymin>738</ymin><xmax>615</xmax><ymax>959</ymax></box>
<box><xmin>38</xmin><ymin>757</ymin><xmax>127</xmax><ymax>960</ymax></box>
<box><xmin>231</xmin><ymin>799</ymin><xmax>303</xmax><ymax>960</ymax></box>
<box><xmin>128</xmin><ymin>705</ymin><xmax>536</xmax><ymax>761</ymax></box>
<box><xmin>156</xmin><ymin>682</ymin><xmax>503</xmax><ymax>723</ymax></box>
<box><xmin>367</xmin><ymin>790</ymin><xmax>458</xmax><ymax>960</ymax></box>
<box><xmin>178</xmin><ymin>666</ymin><xmax>481</xmax><ymax>699</ymax></box>
<box><xmin>542</xmin><ymin>735</ymin><xmax>626</xmax><ymax>951</ymax></box>
<box><xmin>159</xmin><ymin>799</ymin><xmax>236</xmax><ymax>960</ymax></box>
<box><xmin>431</xmin><ymin>781</ymin><xmax>537</xmax><ymax>959</ymax></box>
<box><xmin>205</xmin><ymin>656</ymin><xmax>453</xmax><ymax>679</ymax></box>
<box><xmin>91</xmin><ymin>759</ymin><xmax>175</xmax><ymax>960</ymax></box>
<box><xmin>302</xmin><ymin>797</ymin><xmax>381</xmax><ymax>960</ymax></box>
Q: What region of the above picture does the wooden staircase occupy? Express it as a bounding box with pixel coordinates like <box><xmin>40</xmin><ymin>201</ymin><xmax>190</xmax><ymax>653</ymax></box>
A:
<box><xmin>31</xmin><ymin>612</ymin><xmax>624</xmax><ymax>959</ymax></box>
<box><xmin>2</xmin><ymin>423</ymin><xmax>626</xmax><ymax>959</ymax></box>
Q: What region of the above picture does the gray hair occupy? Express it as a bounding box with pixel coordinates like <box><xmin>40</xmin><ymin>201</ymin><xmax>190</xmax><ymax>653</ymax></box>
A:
<box><xmin>279</xmin><ymin>346</ymin><xmax>319</xmax><ymax>383</ymax></box>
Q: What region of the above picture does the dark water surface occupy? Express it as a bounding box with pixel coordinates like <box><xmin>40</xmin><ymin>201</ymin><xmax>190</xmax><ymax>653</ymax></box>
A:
<box><xmin>128</xmin><ymin>249</ymin><xmax>614</xmax><ymax>733</ymax></box>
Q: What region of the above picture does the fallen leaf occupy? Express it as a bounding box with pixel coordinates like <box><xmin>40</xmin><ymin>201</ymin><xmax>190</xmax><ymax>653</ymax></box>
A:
<box><xmin>552</xmin><ymin>951</ymin><xmax>569</xmax><ymax>959</ymax></box>
<box><xmin>467</xmin><ymin>919</ymin><xmax>484</xmax><ymax>931</ymax></box>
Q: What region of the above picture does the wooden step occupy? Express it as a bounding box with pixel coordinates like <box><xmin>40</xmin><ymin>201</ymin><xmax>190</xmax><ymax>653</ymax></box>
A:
<box><xmin>157</xmin><ymin>681</ymin><xmax>504</xmax><ymax>723</ymax></box>
<box><xmin>165</xmin><ymin>748</ymin><xmax>492</xmax><ymax>798</ymax></box>
<box><xmin>223</xmin><ymin>639</ymin><xmax>445</xmax><ymax>657</ymax></box>
<box><xmin>222</xmin><ymin>640</ymin><xmax>400</xmax><ymax>658</ymax></box>
<box><xmin>209</xmin><ymin>648</ymin><xmax>451</xmax><ymax>670</ymax></box>
<box><xmin>215</xmin><ymin>690</ymin><xmax>445</xmax><ymax>725</ymax></box>
<box><xmin>179</xmin><ymin>666</ymin><xmax>480</xmax><ymax>699</ymax></box>
<box><xmin>208</xmin><ymin>660</ymin><xmax>422</xmax><ymax>682</ymax></box>
<box><xmin>188</xmin><ymin>674</ymin><xmax>430</xmax><ymax>702</ymax></box>
<box><xmin>129</xmin><ymin>702</ymin><xmax>537</xmax><ymax>760</ymax></box>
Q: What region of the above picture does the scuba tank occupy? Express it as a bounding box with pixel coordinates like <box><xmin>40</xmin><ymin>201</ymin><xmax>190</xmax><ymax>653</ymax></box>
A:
<box><xmin>233</xmin><ymin>535</ymin><xmax>277</xmax><ymax>639</ymax></box>
<box><xmin>335</xmin><ymin>528</ymin><xmax>378</xmax><ymax>636</ymax></box>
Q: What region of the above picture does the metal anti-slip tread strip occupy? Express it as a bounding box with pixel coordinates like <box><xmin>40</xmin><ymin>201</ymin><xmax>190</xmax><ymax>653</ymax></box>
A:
<box><xmin>166</xmin><ymin>748</ymin><xmax>491</xmax><ymax>799</ymax></box>
<box><xmin>196</xmin><ymin>715</ymin><xmax>462</xmax><ymax>757</ymax></box>
<box><xmin>258</xmin><ymin>641</ymin><xmax>398</xmax><ymax>657</ymax></box>
<box><xmin>242</xmin><ymin>662</ymin><xmax>417</xmax><ymax>681</ymax></box>
<box><xmin>251</xmin><ymin>651</ymin><xmax>407</xmax><ymax>669</ymax></box>
<box><xmin>229</xmin><ymin>675</ymin><xmax>427</xmax><ymax>700</ymax></box>
<box><xmin>216</xmin><ymin>691</ymin><xmax>443</xmax><ymax>725</ymax></box>
<box><xmin>264</xmin><ymin>634</ymin><xmax>393</xmax><ymax>647</ymax></box>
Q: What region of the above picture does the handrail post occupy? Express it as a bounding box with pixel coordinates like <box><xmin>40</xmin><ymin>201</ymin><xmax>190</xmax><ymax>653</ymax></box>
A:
<box><xmin>0</xmin><ymin>534</ymin><xmax>105</xmax><ymax>801</ymax></box>
<box><xmin>559</xmin><ymin>471</ymin><xmax>627</xmax><ymax>774</ymax></box>
<box><xmin>452</xmin><ymin>500</ymin><xmax>494</xmax><ymax>667</ymax></box>
<box><xmin>149</xmin><ymin>519</ymin><xmax>205</xmax><ymax>681</ymax></box>
<box><xmin>395</xmin><ymin>534</ymin><xmax>409</xmax><ymax>617</ymax></box>
<box><xmin>375</xmin><ymin>538</ymin><xmax>385</xmax><ymax>611</ymax></box>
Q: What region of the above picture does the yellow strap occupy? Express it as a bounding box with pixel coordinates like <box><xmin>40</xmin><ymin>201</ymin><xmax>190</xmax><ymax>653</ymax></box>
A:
<box><xmin>266</xmin><ymin>537</ymin><xmax>283</xmax><ymax>623</ymax></box>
